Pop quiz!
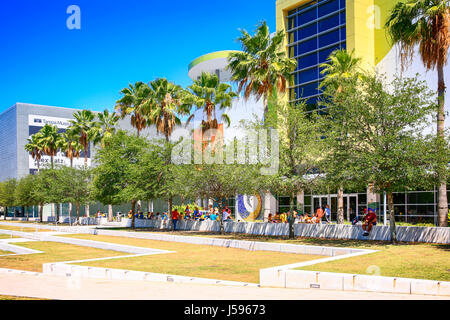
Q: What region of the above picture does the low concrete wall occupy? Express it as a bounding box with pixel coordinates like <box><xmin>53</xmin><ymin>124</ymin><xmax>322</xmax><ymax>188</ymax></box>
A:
<box><xmin>260</xmin><ymin>268</ymin><xmax>450</xmax><ymax>296</ymax></box>
<box><xmin>128</xmin><ymin>219</ymin><xmax>450</xmax><ymax>244</ymax></box>
<box><xmin>1</xmin><ymin>219</ymin><xmax>448</xmax><ymax>244</ymax></box>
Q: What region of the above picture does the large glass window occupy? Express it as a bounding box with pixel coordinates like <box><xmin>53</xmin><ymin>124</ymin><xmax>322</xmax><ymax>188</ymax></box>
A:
<box><xmin>288</xmin><ymin>0</ymin><xmax>346</xmax><ymax>106</ymax></box>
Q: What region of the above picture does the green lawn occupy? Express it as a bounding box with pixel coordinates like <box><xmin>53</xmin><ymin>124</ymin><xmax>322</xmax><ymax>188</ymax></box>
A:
<box><xmin>58</xmin><ymin>234</ymin><xmax>324</xmax><ymax>284</ymax></box>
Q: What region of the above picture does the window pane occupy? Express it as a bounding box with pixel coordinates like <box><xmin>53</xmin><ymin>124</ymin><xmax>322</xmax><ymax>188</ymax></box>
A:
<box><xmin>298</xmin><ymin>52</ymin><xmax>317</xmax><ymax>69</ymax></box>
<box><xmin>299</xmin><ymin>67</ymin><xmax>318</xmax><ymax>83</ymax></box>
<box><xmin>340</xmin><ymin>11</ymin><xmax>346</xmax><ymax>24</ymax></box>
<box><xmin>393</xmin><ymin>193</ymin><xmax>406</xmax><ymax>204</ymax></box>
<box><xmin>304</xmin><ymin>195</ymin><xmax>312</xmax><ymax>206</ymax></box>
<box><xmin>340</xmin><ymin>27</ymin><xmax>346</xmax><ymax>40</ymax></box>
<box><xmin>407</xmin><ymin>192</ymin><xmax>434</xmax><ymax>204</ymax></box>
<box><xmin>319</xmin><ymin>13</ymin><xmax>340</xmax><ymax>33</ymax></box>
<box><xmin>298</xmin><ymin>82</ymin><xmax>319</xmax><ymax>97</ymax></box>
<box><xmin>318</xmin><ymin>44</ymin><xmax>341</xmax><ymax>63</ymax></box>
<box><xmin>318</xmin><ymin>0</ymin><xmax>340</xmax><ymax>17</ymax></box>
<box><xmin>298</xmin><ymin>8</ymin><xmax>317</xmax><ymax>26</ymax></box>
<box><xmin>298</xmin><ymin>23</ymin><xmax>317</xmax><ymax>41</ymax></box>
<box><xmin>406</xmin><ymin>205</ymin><xmax>435</xmax><ymax>216</ymax></box>
<box><xmin>298</xmin><ymin>37</ymin><xmax>317</xmax><ymax>55</ymax></box>
<box><xmin>319</xmin><ymin>29</ymin><xmax>340</xmax><ymax>47</ymax></box>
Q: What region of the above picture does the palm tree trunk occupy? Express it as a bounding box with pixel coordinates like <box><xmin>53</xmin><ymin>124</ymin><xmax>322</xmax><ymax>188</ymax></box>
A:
<box><xmin>131</xmin><ymin>199</ymin><xmax>136</xmax><ymax>229</ymax></box>
<box><xmin>387</xmin><ymin>192</ymin><xmax>397</xmax><ymax>244</ymax></box>
<box><xmin>288</xmin><ymin>192</ymin><xmax>295</xmax><ymax>239</ymax></box>
<box><xmin>337</xmin><ymin>187</ymin><xmax>344</xmax><ymax>224</ymax></box>
<box><xmin>168</xmin><ymin>198</ymin><xmax>173</xmax><ymax>231</ymax></box>
<box><xmin>437</xmin><ymin>64</ymin><xmax>448</xmax><ymax>227</ymax></box>
<box><xmin>76</xmin><ymin>203</ymin><xmax>80</xmax><ymax>224</ymax></box>
<box><xmin>51</xmin><ymin>155</ymin><xmax>54</xmax><ymax>170</ymax></box>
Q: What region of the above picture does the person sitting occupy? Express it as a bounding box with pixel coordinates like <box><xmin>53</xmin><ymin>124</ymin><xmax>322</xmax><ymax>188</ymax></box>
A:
<box><xmin>267</xmin><ymin>213</ymin><xmax>273</xmax><ymax>223</ymax></box>
<box><xmin>314</xmin><ymin>207</ymin><xmax>325</xmax><ymax>224</ymax></box>
<box><xmin>362</xmin><ymin>208</ymin><xmax>377</xmax><ymax>236</ymax></box>
<box><xmin>139</xmin><ymin>212</ymin><xmax>144</xmax><ymax>220</ymax></box>
<box><xmin>273</xmin><ymin>212</ymin><xmax>281</xmax><ymax>223</ymax></box>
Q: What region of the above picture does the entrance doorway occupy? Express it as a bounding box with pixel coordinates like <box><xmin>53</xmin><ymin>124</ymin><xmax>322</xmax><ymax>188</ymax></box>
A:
<box><xmin>312</xmin><ymin>194</ymin><xmax>359</xmax><ymax>222</ymax></box>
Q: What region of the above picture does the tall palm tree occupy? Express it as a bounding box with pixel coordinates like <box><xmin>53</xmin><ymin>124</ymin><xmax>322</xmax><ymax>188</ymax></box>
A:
<box><xmin>385</xmin><ymin>0</ymin><xmax>449</xmax><ymax>227</ymax></box>
<box><xmin>144</xmin><ymin>78</ymin><xmax>191</xmax><ymax>141</ymax></box>
<box><xmin>38</xmin><ymin>124</ymin><xmax>64</xmax><ymax>170</ymax></box>
<box><xmin>61</xmin><ymin>128</ymin><xmax>83</xmax><ymax>168</ymax></box>
<box><xmin>91</xmin><ymin>109</ymin><xmax>120</xmax><ymax>148</ymax></box>
<box><xmin>25</xmin><ymin>133</ymin><xmax>44</xmax><ymax>172</ymax></box>
<box><xmin>319</xmin><ymin>49</ymin><xmax>362</xmax><ymax>225</ymax></box>
<box><xmin>115</xmin><ymin>82</ymin><xmax>150</xmax><ymax>137</ymax></box>
<box><xmin>142</xmin><ymin>78</ymin><xmax>192</xmax><ymax>230</ymax></box>
<box><xmin>69</xmin><ymin>110</ymin><xmax>96</xmax><ymax>167</ymax></box>
<box><xmin>319</xmin><ymin>49</ymin><xmax>362</xmax><ymax>93</ymax></box>
<box><xmin>227</xmin><ymin>21</ymin><xmax>297</xmax><ymax>118</ymax></box>
<box><xmin>188</xmin><ymin>72</ymin><xmax>237</xmax><ymax>133</ymax></box>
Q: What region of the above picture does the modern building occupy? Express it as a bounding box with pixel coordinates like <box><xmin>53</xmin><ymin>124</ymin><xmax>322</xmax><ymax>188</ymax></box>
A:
<box><xmin>275</xmin><ymin>0</ymin><xmax>450</xmax><ymax>224</ymax></box>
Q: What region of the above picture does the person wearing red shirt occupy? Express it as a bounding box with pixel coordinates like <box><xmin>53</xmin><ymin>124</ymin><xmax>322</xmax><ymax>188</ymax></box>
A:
<box><xmin>362</xmin><ymin>208</ymin><xmax>377</xmax><ymax>236</ymax></box>
<box><xmin>172</xmin><ymin>209</ymin><xmax>179</xmax><ymax>231</ymax></box>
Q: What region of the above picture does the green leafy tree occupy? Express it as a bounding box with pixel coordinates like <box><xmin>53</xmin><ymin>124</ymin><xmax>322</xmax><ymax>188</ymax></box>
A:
<box><xmin>92</xmin><ymin>131</ymin><xmax>161</xmax><ymax>228</ymax></box>
<box><xmin>322</xmin><ymin>73</ymin><xmax>437</xmax><ymax>243</ymax></box>
<box><xmin>319</xmin><ymin>48</ymin><xmax>362</xmax><ymax>224</ymax></box>
<box><xmin>15</xmin><ymin>175</ymin><xmax>39</xmax><ymax>221</ymax></box>
<box><xmin>184</xmin><ymin>163</ymin><xmax>263</xmax><ymax>234</ymax></box>
<box><xmin>227</xmin><ymin>21</ymin><xmax>297</xmax><ymax>118</ymax></box>
<box><xmin>385</xmin><ymin>0</ymin><xmax>450</xmax><ymax>227</ymax></box>
<box><xmin>58</xmin><ymin>166</ymin><xmax>92</xmax><ymax>223</ymax></box>
<box><xmin>264</xmin><ymin>99</ymin><xmax>325</xmax><ymax>238</ymax></box>
<box><xmin>0</xmin><ymin>179</ymin><xmax>18</xmax><ymax>220</ymax></box>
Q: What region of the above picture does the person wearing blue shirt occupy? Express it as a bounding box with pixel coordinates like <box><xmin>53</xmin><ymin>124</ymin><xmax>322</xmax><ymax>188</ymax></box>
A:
<box><xmin>325</xmin><ymin>205</ymin><xmax>331</xmax><ymax>223</ymax></box>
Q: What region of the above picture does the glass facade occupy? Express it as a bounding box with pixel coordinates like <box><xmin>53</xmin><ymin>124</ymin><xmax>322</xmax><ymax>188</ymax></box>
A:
<box><xmin>287</xmin><ymin>0</ymin><xmax>346</xmax><ymax>110</ymax></box>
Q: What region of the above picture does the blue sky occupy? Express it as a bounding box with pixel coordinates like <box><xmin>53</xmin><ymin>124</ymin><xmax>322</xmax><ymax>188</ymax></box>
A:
<box><xmin>0</xmin><ymin>0</ymin><xmax>275</xmax><ymax>113</ymax></box>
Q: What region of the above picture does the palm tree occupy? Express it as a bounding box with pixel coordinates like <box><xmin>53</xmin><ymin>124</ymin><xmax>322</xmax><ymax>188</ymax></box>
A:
<box><xmin>115</xmin><ymin>82</ymin><xmax>150</xmax><ymax>137</ymax></box>
<box><xmin>319</xmin><ymin>49</ymin><xmax>362</xmax><ymax>93</ymax></box>
<box><xmin>69</xmin><ymin>110</ymin><xmax>96</xmax><ymax>167</ymax></box>
<box><xmin>61</xmin><ymin>128</ymin><xmax>83</xmax><ymax>168</ymax></box>
<box><xmin>91</xmin><ymin>109</ymin><xmax>120</xmax><ymax>148</ymax></box>
<box><xmin>319</xmin><ymin>49</ymin><xmax>362</xmax><ymax>225</ymax></box>
<box><xmin>227</xmin><ymin>21</ymin><xmax>297</xmax><ymax>118</ymax></box>
<box><xmin>385</xmin><ymin>0</ymin><xmax>449</xmax><ymax>227</ymax></box>
<box><xmin>142</xmin><ymin>78</ymin><xmax>192</xmax><ymax>230</ymax></box>
<box><xmin>38</xmin><ymin>124</ymin><xmax>64</xmax><ymax>170</ymax></box>
<box><xmin>144</xmin><ymin>78</ymin><xmax>191</xmax><ymax>141</ymax></box>
<box><xmin>188</xmin><ymin>72</ymin><xmax>237</xmax><ymax>133</ymax></box>
<box><xmin>25</xmin><ymin>133</ymin><xmax>44</xmax><ymax>172</ymax></box>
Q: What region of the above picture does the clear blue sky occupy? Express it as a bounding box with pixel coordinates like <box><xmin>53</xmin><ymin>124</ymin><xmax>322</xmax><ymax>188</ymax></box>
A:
<box><xmin>0</xmin><ymin>0</ymin><xmax>275</xmax><ymax>113</ymax></box>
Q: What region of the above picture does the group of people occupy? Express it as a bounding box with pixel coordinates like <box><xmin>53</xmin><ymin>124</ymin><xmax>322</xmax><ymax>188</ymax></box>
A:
<box><xmin>123</xmin><ymin>205</ymin><xmax>234</xmax><ymax>230</ymax></box>
<box><xmin>267</xmin><ymin>205</ymin><xmax>378</xmax><ymax>236</ymax></box>
<box><xmin>267</xmin><ymin>205</ymin><xmax>332</xmax><ymax>225</ymax></box>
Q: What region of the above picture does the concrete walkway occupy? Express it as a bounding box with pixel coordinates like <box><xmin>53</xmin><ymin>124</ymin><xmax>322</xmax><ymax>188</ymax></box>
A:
<box><xmin>0</xmin><ymin>272</ymin><xmax>447</xmax><ymax>300</ymax></box>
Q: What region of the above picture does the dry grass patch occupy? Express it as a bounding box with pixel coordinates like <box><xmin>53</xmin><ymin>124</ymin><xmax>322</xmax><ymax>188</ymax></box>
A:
<box><xmin>297</xmin><ymin>243</ymin><xmax>450</xmax><ymax>281</ymax></box>
<box><xmin>88</xmin><ymin>229</ymin><xmax>450</xmax><ymax>282</ymax></box>
<box><xmin>59</xmin><ymin>234</ymin><xmax>324</xmax><ymax>283</ymax></box>
<box><xmin>0</xmin><ymin>241</ymin><xmax>124</xmax><ymax>272</ymax></box>
<box><xmin>0</xmin><ymin>226</ymin><xmax>53</xmax><ymax>233</ymax></box>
